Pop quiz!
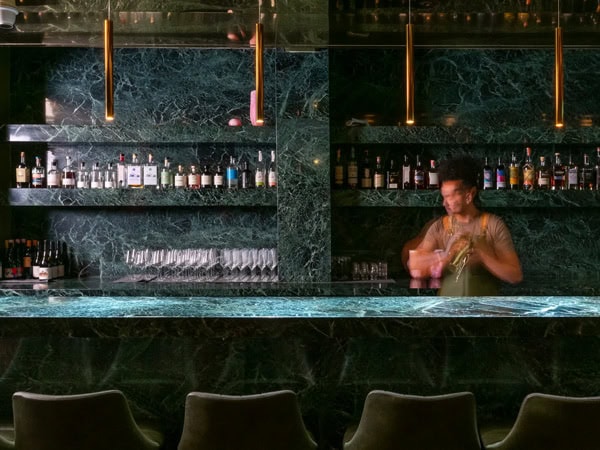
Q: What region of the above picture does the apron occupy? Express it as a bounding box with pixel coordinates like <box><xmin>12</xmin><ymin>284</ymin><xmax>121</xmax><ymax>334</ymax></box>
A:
<box><xmin>438</xmin><ymin>213</ymin><xmax>500</xmax><ymax>296</ymax></box>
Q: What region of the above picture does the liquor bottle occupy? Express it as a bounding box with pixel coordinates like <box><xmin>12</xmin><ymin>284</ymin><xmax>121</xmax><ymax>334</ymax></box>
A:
<box><xmin>255</xmin><ymin>151</ymin><xmax>266</xmax><ymax>188</ymax></box>
<box><xmin>188</xmin><ymin>165</ymin><xmax>201</xmax><ymax>189</ymax></box>
<box><xmin>214</xmin><ymin>165</ymin><xmax>225</xmax><ymax>188</ymax></box>
<box><xmin>427</xmin><ymin>159</ymin><xmax>439</xmax><ymax>190</ymax></box>
<box><xmin>174</xmin><ymin>164</ymin><xmax>188</xmax><ymax>189</ymax></box>
<box><xmin>579</xmin><ymin>154</ymin><xmax>594</xmax><ymax>190</ymax></box>
<box><xmin>268</xmin><ymin>150</ymin><xmax>277</xmax><ymax>188</ymax></box>
<box><xmin>566</xmin><ymin>154</ymin><xmax>579</xmax><ymax>190</ymax></box>
<box><xmin>509</xmin><ymin>152</ymin><xmax>520</xmax><ymax>190</ymax></box>
<box><xmin>595</xmin><ymin>148</ymin><xmax>600</xmax><ymax>190</ymax></box>
<box><xmin>47</xmin><ymin>240</ymin><xmax>57</xmax><ymax>281</ymax></box>
<box><xmin>32</xmin><ymin>240</ymin><xmax>41</xmax><ymax>279</ymax></box>
<box><xmin>201</xmin><ymin>165</ymin><xmax>213</xmax><ymax>188</ymax></box>
<box><xmin>90</xmin><ymin>162</ymin><xmax>103</xmax><ymax>189</ymax></box>
<box><xmin>227</xmin><ymin>156</ymin><xmax>239</xmax><ymax>189</ymax></box>
<box><xmin>76</xmin><ymin>161</ymin><xmax>90</xmax><ymax>189</ymax></box>
<box><xmin>347</xmin><ymin>147</ymin><xmax>359</xmax><ymax>189</ymax></box>
<box><xmin>127</xmin><ymin>153</ymin><xmax>143</xmax><ymax>189</ymax></box>
<box><xmin>55</xmin><ymin>240</ymin><xmax>64</xmax><ymax>279</ymax></box>
<box><xmin>117</xmin><ymin>153</ymin><xmax>127</xmax><ymax>188</ymax></box>
<box><xmin>413</xmin><ymin>155</ymin><xmax>425</xmax><ymax>190</ymax></box>
<box><xmin>241</xmin><ymin>161</ymin><xmax>253</xmax><ymax>189</ymax></box>
<box><xmin>47</xmin><ymin>159</ymin><xmax>62</xmax><ymax>188</ymax></box>
<box><xmin>360</xmin><ymin>149</ymin><xmax>372</xmax><ymax>189</ymax></box>
<box><xmin>61</xmin><ymin>156</ymin><xmax>76</xmax><ymax>189</ymax></box>
<box><xmin>537</xmin><ymin>156</ymin><xmax>551</xmax><ymax>190</ymax></box>
<box><xmin>402</xmin><ymin>155</ymin><xmax>412</xmax><ymax>190</ymax></box>
<box><xmin>143</xmin><ymin>153</ymin><xmax>159</xmax><ymax>189</ymax></box>
<box><xmin>16</xmin><ymin>151</ymin><xmax>31</xmax><ymax>188</ymax></box>
<box><xmin>482</xmin><ymin>157</ymin><xmax>494</xmax><ymax>190</ymax></box>
<box><xmin>104</xmin><ymin>162</ymin><xmax>117</xmax><ymax>189</ymax></box>
<box><xmin>522</xmin><ymin>147</ymin><xmax>535</xmax><ymax>191</ymax></box>
<box><xmin>334</xmin><ymin>148</ymin><xmax>345</xmax><ymax>188</ymax></box>
<box><xmin>22</xmin><ymin>240</ymin><xmax>33</xmax><ymax>279</ymax></box>
<box><xmin>38</xmin><ymin>240</ymin><xmax>50</xmax><ymax>282</ymax></box>
<box><xmin>495</xmin><ymin>157</ymin><xmax>507</xmax><ymax>190</ymax></box>
<box><xmin>160</xmin><ymin>157</ymin><xmax>173</xmax><ymax>190</ymax></box>
<box><xmin>373</xmin><ymin>156</ymin><xmax>385</xmax><ymax>189</ymax></box>
<box><xmin>386</xmin><ymin>159</ymin><xmax>400</xmax><ymax>189</ymax></box>
<box><xmin>551</xmin><ymin>152</ymin><xmax>565</xmax><ymax>190</ymax></box>
<box><xmin>31</xmin><ymin>156</ymin><xmax>46</xmax><ymax>188</ymax></box>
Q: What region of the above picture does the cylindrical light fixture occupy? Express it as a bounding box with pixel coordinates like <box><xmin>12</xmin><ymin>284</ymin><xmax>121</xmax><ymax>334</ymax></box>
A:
<box><xmin>554</xmin><ymin>2</ymin><xmax>564</xmax><ymax>128</ymax></box>
<box><xmin>405</xmin><ymin>21</ymin><xmax>415</xmax><ymax>126</ymax></box>
<box><xmin>104</xmin><ymin>2</ymin><xmax>114</xmax><ymax>122</ymax></box>
<box><xmin>254</xmin><ymin>22</ymin><xmax>264</xmax><ymax>125</ymax></box>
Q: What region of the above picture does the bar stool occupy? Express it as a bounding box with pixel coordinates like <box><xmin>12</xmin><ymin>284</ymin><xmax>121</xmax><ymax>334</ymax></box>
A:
<box><xmin>344</xmin><ymin>390</ymin><xmax>483</xmax><ymax>450</ymax></box>
<box><xmin>177</xmin><ymin>390</ymin><xmax>317</xmax><ymax>450</ymax></box>
<box><xmin>486</xmin><ymin>393</ymin><xmax>600</xmax><ymax>450</ymax></box>
<box><xmin>10</xmin><ymin>390</ymin><xmax>163</xmax><ymax>450</ymax></box>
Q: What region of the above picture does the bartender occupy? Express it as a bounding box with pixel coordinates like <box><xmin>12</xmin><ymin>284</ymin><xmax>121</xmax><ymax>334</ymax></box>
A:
<box><xmin>407</xmin><ymin>155</ymin><xmax>522</xmax><ymax>295</ymax></box>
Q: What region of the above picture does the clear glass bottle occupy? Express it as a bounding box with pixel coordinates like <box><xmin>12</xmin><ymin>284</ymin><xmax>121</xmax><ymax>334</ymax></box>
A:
<box><xmin>413</xmin><ymin>155</ymin><xmax>425</xmax><ymax>190</ymax></box>
<box><xmin>552</xmin><ymin>152</ymin><xmax>565</xmax><ymax>190</ymax></box>
<box><xmin>334</xmin><ymin>148</ymin><xmax>344</xmax><ymax>188</ymax></box>
<box><xmin>373</xmin><ymin>156</ymin><xmax>385</xmax><ymax>189</ymax></box>
<box><xmin>188</xmin><ymin>165</ymin><xmax>201</xmax><ymax>189</ymax></box>
<box><xmin>127</xmin><ymin>153</ymin><xmax>143</xmax><ymax>189</ymax></box>
<box><xmin>31</xmin><ymin>156</ymin><xmax>46</xmax><ymax>189</ymax></box>
<box><xmin>201</xmin><ymin>165</ymin><xmax>213</xmax><ymax>188</ymax></box>
<box><xmin>47</xmin><ymin>159</ymin><xmax>62</xmax><ymax>188</ymax></box>
<box><xmin>143</xmin><ymin>153</ymin><xmax>159</xmax><ymax>189</ymax></box>
<box><xmin>509</xmin><ymin>152</ymin><xmax>520</xmax><ymax>190</ymax></box>
<box><xmin>117</xmin><ymin>153</ymin><xmax>127</xmax><ymax>188</ymax></box>
<box><xmin>347</xmin><ymin>147</ymin><xmax>358</xmax><ymax>189</ymax></box>
<box><xmin>174</xmin><ymin>164</ymin><xmax>188</xmax><ymax>189</ymax></box>
<box><xmin>482</xmin><ymin>156</ymin><xmax>494</xmax><ymax>190</ymax></box>
<box><xmin>522</xmin><ymin>147</ymin><xmax>535</xmax><ymax>191</ymax></box>
<box><xmin>579</xmin><ymin>153</ymin><xmax>594</xmax><ymax>191</ymax></box>
<box><xmin>61</xmin><ymin>155</ymin><xmax>76</xmax><ymax>189</ymax></box>
<box><xmin>427</xmin><ymin>159</ymin><xmax>439</xmax><ymax>190</ymax></box>
<box><xmin>268</xmin><ymin>150</ymin><xmax>277</xmax><ymax>188</ymax></box>
<box><xmin>76</xmin><ymin>161</ymin><xmax>90</xmax><ymax>189</ymax></box>
<box><xmin>15</xmin><ymin>151</ymin><xmax>31</xmax><ymax>188</ymax></box>
<box><xmin>495</xmin><ymin>156</ymin><xmax>507</xmax><ymax>190</ymax></box>
<box><xmin>255</xmin><ymin>151</ymin><xmax>266</xmax><ymax>188</ymax></box>
<box><xmin>241</xmin><ymin>161</ymin><xmax>253</xmax><ymax>189</ymax></box>
<box><xmin>537</xmin><ymin>156</ymin><xmax>551</xmax><ymax>190</ymax></box>
<box><xmin>160</xmin><ymin>157</ymin><xmax>173</xmax><ymax>190</ymax></box>
<box><xmin>104</xmin><ymin>162</ymin><xmax>117</xmax><ymax>189</ymax></box>
<box><xmin>90</xmin><ymin>162</ymin><xmax>103</xmax><ymax>189</ymax></box>
<box><xmin>566</xmin><ymin>154</ymin><xmax>579</xmax><ymax>190</ymax></box>
<box><xmin>227</xmin><ymin>156</ymin><xmax>238</xmax><ymax>189</ymax></box>
<box><xmin>214</xmin><ymin>165</ymin><xmax>225</xmax><ymax>188</ymax></box>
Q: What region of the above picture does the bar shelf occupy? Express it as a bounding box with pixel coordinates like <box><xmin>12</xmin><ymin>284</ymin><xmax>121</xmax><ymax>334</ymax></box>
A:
<box><xmin>7</xmin><ymin>188</ymin><xmax>277</xmax><ymax>208</ymax></box>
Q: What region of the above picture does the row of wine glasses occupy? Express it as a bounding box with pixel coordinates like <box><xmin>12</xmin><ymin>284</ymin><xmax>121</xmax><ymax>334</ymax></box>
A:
<box><xmin>123</xmin><ymin>247</ymin><xmax>278</xmax><ymax>282</ymax></box>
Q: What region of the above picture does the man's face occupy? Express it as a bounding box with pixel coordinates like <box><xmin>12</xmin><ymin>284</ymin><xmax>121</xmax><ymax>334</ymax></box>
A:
<box><xmin>440</xmin><ymin>179</ymin><xmax>473</xmax><ymax>215</ymax></box>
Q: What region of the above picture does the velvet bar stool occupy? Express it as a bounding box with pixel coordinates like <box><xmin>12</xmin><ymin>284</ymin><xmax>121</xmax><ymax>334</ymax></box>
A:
<box><xmin>344</xmin><ymin>390</ymin><xmax>483</xmax><ymax>450</ymax></box>
<box><xmin>177</xmin><ymin>390</ymin><xmax>317</xmax><ymax>450</ymax></box>
<box><xmin>486</xmin><ymin>393</ymin><xmax>600</xmax><ymax>450</ymax></box>
<box><xmin>10</xmin><ymin>390</ymin><xmax>163</xmax><ymax>450</ymax></box>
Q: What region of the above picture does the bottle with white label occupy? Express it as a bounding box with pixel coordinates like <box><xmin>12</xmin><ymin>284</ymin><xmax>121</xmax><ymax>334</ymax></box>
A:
<box><xmin>47</xmin><ymin>160</ymin><xmax>62</xmax><ymax>188</ymax></box>
<box><xmin>38</xmin><ymin>240</ymin><xmax>50</xmax><ymax>282</ymax></box>
<box><xmin>76</xmin><ymin>161</ymin><xmax>90</xmax><ymax>189</ymax></box>
<box><xmin>268</xmin><ymin>150</ymin><xmax>277</xmax><ymax>187</ymax></box>
<box><xmin>90</xmin><ymin>162</ymin><xmax>103</xmax><ymax>189</ymax></box>
<box><xmin>117</xmin><ymin>153</ymin><xmax>127</xmax><ymax>188</ymax></box>
<box><xmin>127</xmin><ymin>154</ymin><xmax>143</xmax><ymax>189</ymax></box>
<box><xmin>214</xmin><ymin>165</ymin><xmax>224</xmax><ymax>188</ymax></box>
<box><xmin>104</xmin><ymin>162</ymin><xmax>117</xmax><ymax>189</ymax></box>
<box><xmin>188</xmin><ymin>165</ymin><xmax>201</xmax><ymax>189</ymax></box>
<box><xmin>201</xmin><ymin>165</ymin><xmax>213</xmax><ymax>188</ymax></box>
<box><xmin>143</xmin><ymin>153</ymin><xmax>159</xmax><ymax>189</ymax></box>
<box><xmin>174</xmin><ymin>164</ymin><xmax>187</xmax><ymax>189</ymax></box>
<box><xmin>255</xmin><ymin>151</ymin><xmax>266</xmax><ymax>188</ymax></box>
<box><xmin>160</xmin><ymin>157</ymin><xmax>173</xmax><ymax>190</ymax></box>
<box><xmin>61</xmin><ymin>156</ymin><xmax>76</xmax><ymax>189</ymax></box>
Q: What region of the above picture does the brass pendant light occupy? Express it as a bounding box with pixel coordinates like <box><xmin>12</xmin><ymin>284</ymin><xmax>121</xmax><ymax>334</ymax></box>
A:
<box><xmin>104</xmin><ymin>0</ymin><xmax>114</xmax><ymax>122</ymax></box>
<box><xmin>405</xmin><ymin>0</ymin><xmax>415</xmax><ymax>126</ymax></box>
<box><xmin>554</xmin><ymin>0</ymin><xmax>564</xmax><ymax>128</ymax></box>
<box><xmin>254</xmin><ymin>21</ymin><xmax>264</xmax><ymax>125</ymax></box>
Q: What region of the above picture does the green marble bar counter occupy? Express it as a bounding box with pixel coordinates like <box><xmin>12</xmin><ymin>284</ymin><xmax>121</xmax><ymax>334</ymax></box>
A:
<box><xmin>1</xmin><ymin>291</ymin><xmax>600</xmax><ymax>449</ymax></box>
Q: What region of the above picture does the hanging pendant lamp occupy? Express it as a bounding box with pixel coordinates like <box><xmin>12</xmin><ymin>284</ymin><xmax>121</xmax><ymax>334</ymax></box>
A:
<box><xmin>254</xmin><ymin>21</ymin><xmax>264</xmax><ymax>125</ymax></box>
<box><xmin>554</xmin><ymin>0</ymin><xmax>564</xmax><ymax>128</ymax></box>
<box><xmin>104</xmin><ymin>0</ymin><xmax>114</xmax><ymax>122</ymax></box>
<box><xmin>405</xmin><ymin>0</ymin><xmax>415</xmax><ymax>126</ymax></box>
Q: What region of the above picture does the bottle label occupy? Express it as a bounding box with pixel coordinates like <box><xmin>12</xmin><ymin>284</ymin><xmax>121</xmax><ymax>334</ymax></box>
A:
<box><xmin>4</xmin><ymin>268</ymin><xmax>14</xmax><ymax>279</ymax></box>
<box><xmin>76</xmin><ymin>180</ymin><xmax>87</xmax><ymax>189</ymax></box>
<box><xmin>227</xmin><ymin>168</ymin><xmax>238</xmax><ymax>186</ymax></box>
<box><xmin>509</xmin><ymin>167</ymin><xmax>519</xmax><ymax>186</ymax></box>
<box><xmin>347</xmin><ymin>165</ymin><xmax>358</xmax><ymax>185</ymax></box>
<box><xmin>523</xmin><ymin>168</ymin><xmax>535</xmax><ymax>187</ymax></box>
<box><xmin>402</xmin><ymin>166</ymin><xmax>411</xmax><ymax>189</ymax></box>
<box><xmin>255</xmin><ymin>172</ymin><xmax>265</xmax><ymax>187</ymax></box>
<box><xmin>16</xmin><ymin>168</ymin><xmax>30</xmax><ymax>183</ymax></box>
<box><xmin>374</xmin><ymin>173</ymin><xmax>384</xmax><ymax>188</ymax></box>
<box><xmin>38</xmin><ymin>267</ymin><xmax>49</xmax><ymax>281</ymax></box>
<box><xmin>160</xmin><ymin>171</ymin><xmax>171</xmax><ymax>187</ymax></box>
<box><xmin>47</xmin><ymin>173</ymin><xmax>61</xmax><ymax>187</ymax></box>
<box><xmin>32</xmin><ymin>174</ymin><xmax>45</xmax><ymax>187</ymax></box>
<box><xmin>174</xmin><ymin>175</ymin><xmax>186</xmax><ymax>188</ymax></box>
<box><xmin>539</xmin><ymin>176</ymin><xmax>550</xmax><ymax>186</ymax></box>
<box><xmin>188</xmin><ymin>174</ymin><xmax>200</xmax><ymax>187</ymax></box>
<box><xmin>496</xmin><ymin>170</ymin><xmax>506</xmax><ymax>188</ymax></box>
<box><xmin>127</xmin><ymin>166</ymin><xmax>142</xmax><ymax>186</ymax></box>
<box><xmin>91</xmin><ymin>181</ymin><xmax>102</xmax><ymax>189</ymax></box>
<box><xmin>104</xmin><ymin>180</ymin><xmax>115</xmax><ymax>188</ymax></box>
<box><xmin>201</xmin><ymin>174</ymin><xmax>212</xmax><ymax>187</ymax></box>
<box><xmin>268</xmin><ymin>171</ymin><xmax>277</xmax><ymax>187</ymax></box>
<box><xmin>214</xmin><ymin>174</ymin><xmax>224</xmax><ymax>187</ymax></box>
<box><xmin>428</xmin><ymin>172</ymin><xmax>439</xmax><ymax>187</ymax></box>
<box><xmin>62</xmin><ymin>177</ymin><xmax>76</xmax><ymax>187</ymax></box>
<box><xmin>568</xmin><ymin>169</ymin><xmax>578</xmax><ymax>186</ymax></box>
<box><xmin>33</xmin><ymin>265</ymin><xmax>40</xmax><ymax>278</ymax></box>
<box><xmin>144</xmin><ymin>166</ymin><xmax>158</xmax><ymax>186</ymax></box>
<box><xmin>483</xmin><ymin>170</ymin><xmax>493</xmax><ymax>188</ymax></box>
<box><xmin>118</xmin><ymin>165</ymin><xmax>127</xmax><ymax>186</ymax></box>
<box><xmin>335</xmin><ymin>166</ymin><xmax>344</xmax><ymax>185</ymax></box>
<box><xmin>23</xmin><ymin>256</ymin><xmax>32</xmax><ymax>268</ymax></box>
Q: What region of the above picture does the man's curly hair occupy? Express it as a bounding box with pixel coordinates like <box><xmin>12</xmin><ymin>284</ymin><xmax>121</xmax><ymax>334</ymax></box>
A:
<box><xmin>438</xmin><ymin>155</ymin><xmax>480</xmax><ymax>189</ymax></box>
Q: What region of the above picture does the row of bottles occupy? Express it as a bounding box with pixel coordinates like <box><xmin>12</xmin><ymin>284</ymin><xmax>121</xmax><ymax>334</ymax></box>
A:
<box><xmin>334</xmin><ymin>147</ymin><xmax>440</xmax><ymax>190</ymax></box>
<box><xmin>15</xmin><ymin>151</ymin><xmax>278</xmax><ymax>190</ymax></box>
<box><xmin>482</xmin><ymin>148</ymin><xmax>600</xmax><ymax>191</ymax></box>
<box><xmin>1</xmin><ymin>239</ymin><xmax>69</xmax><ymax>282</ymax></box>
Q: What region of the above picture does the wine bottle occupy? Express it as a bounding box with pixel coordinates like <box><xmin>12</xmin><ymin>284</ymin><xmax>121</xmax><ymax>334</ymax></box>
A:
<box><xmin>188</xmin><ymin>165</ymin><xmax>201</xmax><ymax>190</ymax></box>
<box><xmin>482</xmin><ymin>157</ymin><xmax>494</xmax><ymax>190</ymax></box>
<box><xmin>402</xmin><ymin>155</ymin><xmax>412</xmax><ymax>190</ymax></box>
<box><xmin>174</xmin><ymin>164</ymin><xmax>188</xmax><ymax>189</ymax></box>
<box><xmin>32</xmin><ymin>240</ymin><xmax>42</xmax><ymax>279</ymax></box>
<box><xmin>360</xmin><ymin>149</ymin><xmax>372</xmax><ymax>189</ymax></box>
<box><xmin>38</xmin><ymin>240</ymin><xmax>50</xmax><ymax>282</ymax></box>
<box><xmin>47</xmin><ymin>159</ymin><xmax>61</xmax><ymax>188</ymax></box>
<box><xmin>255</xmin><ymin>151</ymin><xmax>266</xmax><ymax>188</ymax></box>
<box><xmin>241</xmin><ymin>161</ymin><xmax>253</xmax><ymax>189</ymax></box>
<box><xmin>127</xmin><ymin>153</ymin><xmax>143</xmax><ymax>189</ymax></box>
<box><xmin>373</xmin><ymin>156</ymin><xmax>385</xmax><ymax>189</ymax></box>
<box><xmin>552</xmin><ymin>152</ymin><xmax>565</xmax><ymax>190</ymax></box>
<box><xmin>537</xmin><ymin>156</ymin><xmax>551</xmax><ymax>190</ymax></box>
<box><xmin>201</xmin><ymin>165</ymin><xmax>213</xmax><ymax>188</ymax></box>
<box><xmin>522</xmin><ymin>147</ymin><xmax>535</xmax><ymax>191</ymax></box>
<box><xmin>413</xmin><ymin>155</ymin><xmax>425</xmax><ymax>190</ymax></box>
<box><xmin>347</xmin><ymin>147</ymin><xmax>358</xmax><ymax>189</ymax></box>
<box><xmin>579</xmin><ymin>154</ymin><xmax>594</xmax><ymax>190</ymax></box>
<box><xmin>214</xmin><ymin>165</ymin><xmax>225</xmax><ymax>189</ymax></box>
<box><xmin>495</xmin><ymin>157</ymin><xmax>507</xmax><ymax>190</ymax></box>
<box><xmin>334</xmin><ymin>148</ymin><xmax>345</xmax><ymax>188</ymax></box>
<box><xmin>61</xmin><ymin>156</ymin><xmax>76</xmax><ymax>189</ymax></box>
<box><xmin>268</xmin><ymin>151</ymin><xmax>277</xmax><ymax>188</ymax></box>
<box><xmin>22</xmin><ymin>239</ymin><xmax>33</xmax><ymax>279</ymax></box>
<box><xmin>566</xmin><ymin>154</ymin><xmax>579</xmax><ymax>190</ymax></box>
<box><xmin>143</xmin><ymin>153</ymin><xmax>159</xmax><ymax>189</ymax></box>
<box><xmin>509</xmin><ymin>152</ymin><xmax>520</xmax><ymax>190</ymax></box>
<box><xmin>31</xmin><ymin>156</ymin><xmax>46</xmax><ymax>189</ymax></box>
<box><xmin>386</xmin><ymin>159</ymin><xmax>400</xmax><ymax>189</ymax></box>
<box><xmin>15</xmin><ymin>151</ymin><xmax>31</xmax><ymax>188</ymax></box>
<box><xmin>427</xmin><ymin>159</ymin><xmax>439</xmax><ymax>190</ymax></box>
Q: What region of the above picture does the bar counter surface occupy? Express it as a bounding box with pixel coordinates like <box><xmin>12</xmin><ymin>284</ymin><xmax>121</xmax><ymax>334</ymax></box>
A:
<box><xmin>1</xmin><ymin>281</ymin><xmax>600</xmax><ymax>449</ymax></box>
